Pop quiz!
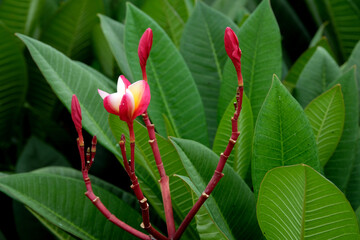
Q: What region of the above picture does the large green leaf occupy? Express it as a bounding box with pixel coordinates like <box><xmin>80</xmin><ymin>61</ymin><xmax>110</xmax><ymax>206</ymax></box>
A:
<box><xmin>357</xmin><ymin>207</ymin><xmax>360</xmax><ymax>229</ymax></box>
<box><xmin>175</xmin><ymin>174</ymin><xmax>227</xmax><ymax>240</ymax></box>
<box><xmin>252</xmin><ymin>75</ymin><xmax>320</xmax><ymax>196</ymax></box>
<box><xmin>0</xmin><ymin>23</ymin><xmax>27</xmax><ymax>146</ymax></box>
<box><xmin>304</xmin><ymin>84</ymin><xmax>345</xmax><ymax>167</ymax></box>
<box><xmin>345</xmin><ymin>127</ymin><xmax>360</xmax><ymax>210</ymax></box>
<box><xmin>324</xmin><ymin>68</ymin><xmax>359</xmax><ymax>191</ymax></box>
<box><xmin>99</xmin><ymin>15</ymin><xmax>133</xmax><ymax>81</ymax></box>
<box><xmin>125</xmin><ymin>3</ymin><xmax>209</xmax><ymax>146</ymax></box>
<box><xmin>342</xmin><ymin>40</ymin><xmax>360</xmax><ymax>123</ymax></box>
<box><xmin>142</xmin><ymin>0</ymin><xmax>193</xmax><ymax>48</ymax></box>
<box><xmin>294</xmin><ymin>46</ymin><xmax>341</xmax><ymax>107</ymax></box>
<box><xmin>0</xmin><ymin>0</ymin><xmax>45</xmax><ymax>35</ymax></box>
<box><xmin>40</xmin><ymin>0</ymin><xmax>104</xmax><ymax>60</ymax></box>
<box><xmin>218</xmin><ymin>0</ymin><xmax>282</xmax><ymax>122</ymax></box>
<box><xmin>171</xmin><ymin>137</ymin><xmax>261</xmax><ymax>240</ymax></box>
<box><xmin>305</xmin><ymin>0</ymin><xmax>360</xmax><ymax>62</ymax></box>
<box><xmin>211</xmin><ymin>0</ymin><xmax>247</xmax><ymax>22</ymax></box>
<box><xmin>283</xmin><ymin>38</ymin><xmax>334</xmax><ymax>92</ymax></box>
<box><xmin>180</xmin><ymin>1</ymin><xmax>238</xmax><ymax>145</ymax></box>
<box><xmin>257</xmin><ymin>164</ymin><xmax>360</xmax><ymax>240</ymax></box>
<box><xmin>0</xmin><ymin>173</ymin><xmax>143</xmax><ymax>239</ymax></box>
<box><xmin>108</xmin><ymin>115</ymin><xmax>198</xmax><ymax>239</ymax></box>
<box><xmin>17</xmin><ymin>34</ymin><xmax>119</xmax><ymax>157</ymax></box>
<box><xmin>213</xmin><ymin>94</ymin><xmax>253</xmax><ymax>182</ymax></box>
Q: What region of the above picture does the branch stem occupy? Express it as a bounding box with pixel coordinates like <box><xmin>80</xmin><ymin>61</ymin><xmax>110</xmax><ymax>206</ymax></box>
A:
<box><xmin>174</xmin><ymin>86</ymin><xmax>244</xmax><ymax>240</ymax></box>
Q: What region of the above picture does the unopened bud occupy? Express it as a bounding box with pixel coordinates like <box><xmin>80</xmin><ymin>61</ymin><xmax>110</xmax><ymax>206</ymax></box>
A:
<box><xmin>138</xmin><ymin>28</ymin><xmax>153</xmax><ymax>81</ymax></box>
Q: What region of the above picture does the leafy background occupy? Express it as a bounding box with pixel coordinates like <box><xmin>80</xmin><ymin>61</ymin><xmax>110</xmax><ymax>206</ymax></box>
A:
<box><xmin>0</xmin><ymin>0</ymin><xmax>359</xmax><ymax>239</ymax></box>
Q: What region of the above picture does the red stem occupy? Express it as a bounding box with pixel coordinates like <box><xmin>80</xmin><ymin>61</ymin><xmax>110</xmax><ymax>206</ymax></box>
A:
<box><xmin>143</xmin><ymin>112</ymin><xmax>176</xmax><ymax>239</ymax></box>
<box><xmin>174</xmin><ymin>86</ymin><xmax>244</xmax><ymax>240</ymax></box>
<box><xmin>76</xmin><ymin>138</ymin><xmax>151</xmax><ymax>240</ymax></box>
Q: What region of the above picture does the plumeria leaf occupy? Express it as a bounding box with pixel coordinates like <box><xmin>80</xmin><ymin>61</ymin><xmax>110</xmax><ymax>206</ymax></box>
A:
<box><xmin>218</xmin><ymin>0</ymin><xmax>282</xmax><ymax>122</ymax></box>
<box><xmin>304</xmin><ymin>85</ymin><xmax>345</xmax><ymax>167</ymax></box>
<box><xmin>171</xmin><ymin>137</ymin><xmax>261</xmax><ymax>240</ymax></box>
<box><xmin>294</xmin><ymin>46</ymin><xmax>341</xmax><ymax>107</ymax></box>
<box><xmin>252</xmin><ymin>75</ymin><xmax>320</xmax><ymax>197</ymax></box>
<box><xmin>125</xmin><ymin>3</ymin><xmax>209</xmax><ymax>146</ymax></box>
<box><xmin>257</xmin><ymin>164</ymin><xmax>360</xmax><ymax>239</ymax></box>
<box><xmin>324</xmin><ymin>68</ymin><xmax>359</xmax><ymax>191</ymax></box>
<box><xmin>213</xmin><ymin>94</ymin><xmax>253</xmax><ymax>182</ymax></box>
<box><xmin>180</xmin><ymin>1</ymin><xmax>238</xmax><ymax>145</ymax></box>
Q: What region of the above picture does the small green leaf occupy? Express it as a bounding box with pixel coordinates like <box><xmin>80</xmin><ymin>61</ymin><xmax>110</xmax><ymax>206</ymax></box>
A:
<box><xmin>294</xmin><ymin>46</ymin><xmax>341</xmax><ymax>107</ymax></box>
<box><xmin>0</xmin><ymin>173</ymin><xmax>143</xmax><ymax>239</ymax></box>
<box><xmin>309</xmin><ymin>22</ymin><xmax>328</xmax><ymax>48</ymax></box>
<box><xmin>304</xmin><ymin>84</ymin><xmax>345</xmax><ymax>167</ymax></box>
<box><xmin>17</xmin><ymin>34</ymin><xmax>119</xmax><ymax>157</ymax></box>
<box><xmin>125</xmin><ymin>3</ymin><xmax>209</xmax><ymax>146</ymax></box>
<box><xmin>171</xmin><ymin>137</ymin><xmax>261</xmax><ymax>240</ymax></box>
<box><xmin>257</xmin><ymin>164</ymin><xmax>360</xmax><ymax>240</ymax></box>
<box><xmin>218</xmin><ymin>0</ymin><xmax>282</xmax><ymax>122</ymax></box>
<box><xmin>40</xmin><ymin>0</ymin><xmax>104</xmax><ymax>60</ymax></box>
<box><xmin>252</xmin><ymin>75</ymin><xmax>320</xmax><ymax>196</ymax></box>
<box><xmin>324</xmin><ymin>68</ymin><xmax>359</xmax><ymax>191</ymax></box>
<box><xmin>180</xmin><ymin>1</ymin><xmax>238</xmax><ymax>145</ymax></box>
<box><xmin>213</xmin><ymin>94</ymin><xmax>253</xmax><ymax>181</ymax></box>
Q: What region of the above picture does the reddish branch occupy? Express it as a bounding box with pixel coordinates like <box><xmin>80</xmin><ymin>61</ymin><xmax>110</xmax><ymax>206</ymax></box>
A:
<box><xmin>71</xmin><ymin>95</ymin><xmax>152</xmax><ymax>240</ymax></box>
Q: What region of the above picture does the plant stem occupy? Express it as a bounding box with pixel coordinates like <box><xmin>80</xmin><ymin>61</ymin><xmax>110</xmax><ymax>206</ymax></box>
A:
<box><xmin>174</xmin><ymin>86</ymin><xmax>244</xmax><ymax>240</ymax></box>
<box><xmin>143</xmin><ymin>112</ymin><xmax>176</xmax><ymax>239</ymax></box>
<box><xmin>76</xmin><ymin>137</ymin><xmax>151</xmax><ymax>240</ymax></box>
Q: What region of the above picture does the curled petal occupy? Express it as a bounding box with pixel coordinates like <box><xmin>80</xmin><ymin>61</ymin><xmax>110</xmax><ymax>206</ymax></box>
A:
<box><xmin>71</xmin><ymin>94</ymin><xmax>82</xmax><ymax>132</ymax></box>
<box><xmin>98</xmin><ymin>89</ymin><xmax>109</xmax><ymax>99</ymax></box>
<box><xmin>138</xmin><ymin>28</ymin><xmax>153</xmax><ymax>81</ymax></box>
<box><xmin>119</xmin><ymin>91</ymin><xmax>135</xmax><ymax>123</ymax></box>
<box><xmin>128</xmin><ymin>80</ymin><xmax>151</xmax><ymax>118</ymax></box>
<box><xmin>117</xmin><ymin>75</ymin><xmax>131</xmax><ymax>94</ymax></box>
<box><xmin>103</xmin><ymin>92</ymin><xmax>123</xmax><ymax>115</ymax></box>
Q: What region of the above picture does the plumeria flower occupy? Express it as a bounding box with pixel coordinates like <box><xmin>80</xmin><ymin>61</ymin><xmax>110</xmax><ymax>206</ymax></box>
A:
<box><xmin>98</xmin><ymin>75</ymin><xmax>151</xmax><ymax>124</ymax></box>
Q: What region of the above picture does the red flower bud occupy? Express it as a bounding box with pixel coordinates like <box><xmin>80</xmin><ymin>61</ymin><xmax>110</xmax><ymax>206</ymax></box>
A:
<box><xmin>71</xmin><ymin>94</ymin><xmax>83</xmax><ymax>142</ymax></box>
<box><xmin>138</xmin><ymin>28</ymin><xmax>153</xmax><ymax>81</ymax></box>
<box><xmin>224</xmin><ymin>27</ymin><xmax>243</xmax><ymax>86</ymax></box>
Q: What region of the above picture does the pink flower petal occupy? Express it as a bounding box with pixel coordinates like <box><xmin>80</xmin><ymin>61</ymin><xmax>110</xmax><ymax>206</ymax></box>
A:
<box><xmin>128</xmin><ymin>80</ymin><xmax>151</xmax><ymax>118</ymax></box>
<box><xmin>117</xmin><ymin>75</ymin><xmax>131</xmax><ymax>94</ymax></box>
<box><xmin>119</xmin><ymin>91</ymin><xmax>135</xmax><ymax>122</ymax></box>
<box><xmin>98</xmin><ymin>89</ymin><xmax>109</xmax><ymax>99</ymax></box>
<box><xmin>71</xmin><ymin>94</ymin><xmax>82</xmax><ymax>131</ymax></box>
<box><xmin>103</xmin><ymin>92</ymin><xmax>123</xmax><ymax>115</ymax></box>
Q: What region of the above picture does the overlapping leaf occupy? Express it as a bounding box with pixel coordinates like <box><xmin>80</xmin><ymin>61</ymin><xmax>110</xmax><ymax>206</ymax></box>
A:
<box><xmin>218</xmin><ymin>0</ymin><xmax>282</xmax><ymax>122</ymax></box>
<box><xmin>257</xmin><ymin>164</ymin><xmax>360</xmax><ymax>240</ymax></box>
<box><xmin>324</xmin><ymin>68</ymin><xmax>359</xmax><ymax>191</ymax></box>
<box><xmin>125</xmin><ymin>3</ymin><xmax>209</xmax><ymax>146</ymax></box>
<box><xmin>180</xmin><ymin>1</ymin><xmax>238</xmax><ymax>145</ymax></box>
<box><xmin>252</xmin><ymin>75</ymin><xmax>320</xmax><ymax>196</ymax></box>
<box><xmin>171</xmin><ymin>137</ymin><xmax>261</xmax><ymax>240</ymax></box>
<box><xmin>304</xmin><ymin>84</ymin><xmax>345</xmax><ymax>167</ymax></box>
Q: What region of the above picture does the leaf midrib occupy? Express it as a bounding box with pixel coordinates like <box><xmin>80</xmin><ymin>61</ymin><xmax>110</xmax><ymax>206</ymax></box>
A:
<box><xmin>315</xmin><ymin>90</ymin><xmax>336</xmax><ymax>143</ymax></box>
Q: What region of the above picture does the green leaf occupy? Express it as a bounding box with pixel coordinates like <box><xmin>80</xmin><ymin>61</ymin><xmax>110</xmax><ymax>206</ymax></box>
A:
<box><xmin>294</xmin><ymin>46</ymin><xmax>340</xmax><ymax>107</ymax></box>
<box><xmin>252</xmin><ymin>75</ymin><xmax>320</xmax><ymax>196</ymax></box>
<box><xmin>142</xmin><ymin>0</ymin><xmax>192</xmax><ymax>47</ymax></box>
<box><xmin>324</xmin><ymin>68</ymin><xmax>359</xmax><ymax>191</ymax></box>
<box><xmin>257</xmin><ymin>164</ymin><xmax>360</xmax><ymax>240</ymax></box>
<box><xmin>27</xmin><ymin>207</ymin><xmax>78</xmax><ymax>240</ymax></box>
<box><xmin>40</xmin><ymin>0</ymin><xmax>104</xmax><ymax>60</ymax></box>
<box><xmin>171</xmin><ymin>137</ymin><xmax>261</xmax><ymax>240</ymax></box>
<box><xmin>108</xmin><ymin>116</ymin><xmax>198</xmax><ymax>239</ymax></box>
<box><xmin>213</xmin><ymin>94</ymin><xmax>253</xmax><ymax>181</ymax></box>
<box><xmin>305</xmin><ymin>0</ymin><xmax>360</xmax><ymax>62</ymax></box>
<box><xmin>0</xmin><ymin>173</ymin><xmax>143</xmax><ymax>239</ymax></box>
<box><xmin>0</xmin><ymin>23</ymin><xmax>27</xmax><ymax>146</ymax></box>
<box><xmin>218</xmin><ymin>0</ymin><xmax>282</xmax><ymax>122</ymax></box>
<box><xmin>304</xmin><ymin>84</ymin><xmax>345</xmax><ymax>167</ymax></box>
<box><xmin>180</xmin><ymin>1</ymin><xmax>238</xmax><ymax>145</ymax></box>
<box><xmin>125</xmin><ymin>3</ymin><xmax>209</xmax><ymax>146</ymax></box>
<box><xmin>342</xmin><ymin>40</ymin><xmax>360</xmax><ymax>123</ymax></box>
<box><xmin>16</xmin><ymin>136</ymin><xmax>70</xmax><ymax>173</ymax></box>
<box><xmin>345</xmin><ymin>128</ymin><xmax>360</xmax><ymax>210</ymax></box>
<box><xmin>356</xmin><ymin>207</ymin><xmax>360</xmax><ymax>229</ymax></box>
<box><xmin>0</xmin><ymin>0</ymin><xmax>45</xmax><ymax>35</ymax></box>
<box><xmin>309</xmin><ymin>22</ymin><xmax>328</xmax><ymax>48</ymax></box>
<box><xmin>99</xmin><ymin>15</ymin><xmax>133</xmax><ymax>81</ymax></box>
<box><xmin>211</xmin><ymin>0</ymin><xmax>247</xmax><ymax>22</ymax></box>
<box><xmin>175</xmin><ymin>174</ymin><xmax>227</xmax><ymax>240</ymax></box>
<box><xmin>283</xmin><ymin>38</ymin><xmax>334</xmax><ymax>92</ymax></box>
<box><xmin>17</xmin><ymin>34</ymin><xmax>120</xmax><ymax>157</ymax></box>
